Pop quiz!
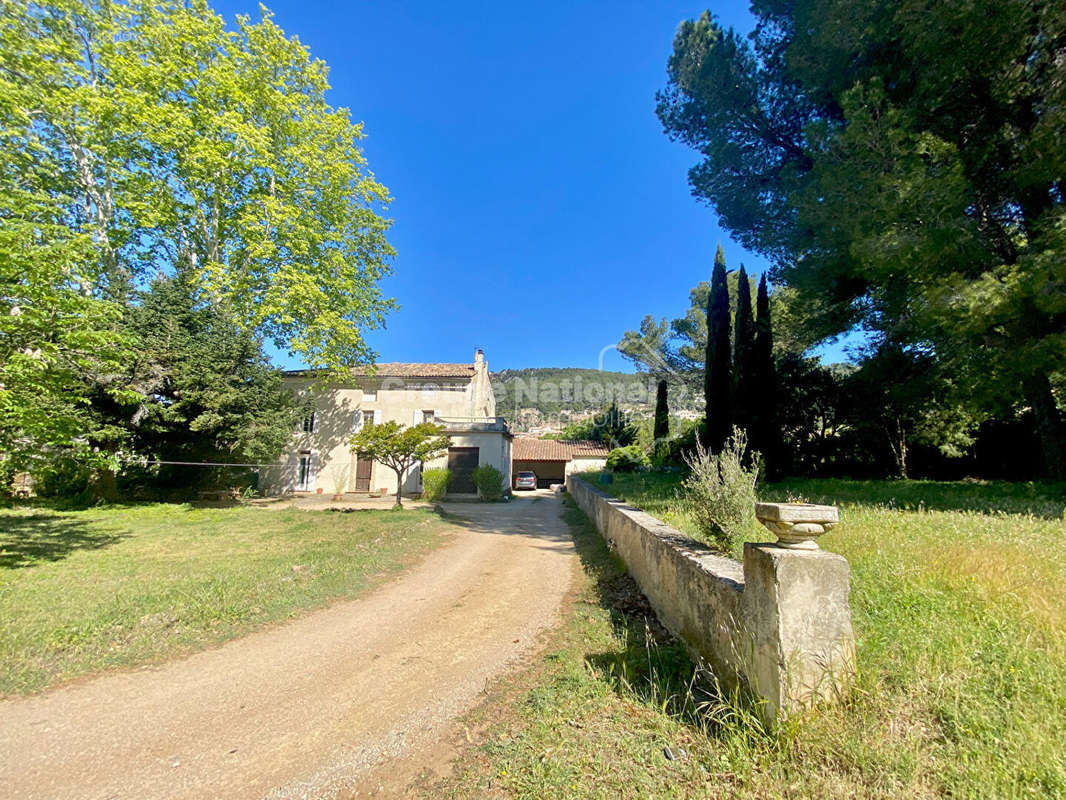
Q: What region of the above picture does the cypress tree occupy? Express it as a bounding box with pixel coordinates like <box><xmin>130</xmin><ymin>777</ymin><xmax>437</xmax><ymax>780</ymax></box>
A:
<box><xmin>752</xmin><ymin>272</ymin><xmax>776</xmax><ymax>473</ymax></box>
<box><xmin>703</xmin><ymin>246</ymin><xmax>732</xmax><ymax>453</ymax></box>
<box><xmin>653</xmin><ymin>379</ymin><xmax>670</xmax><ymax>441</ymax></box>
<box><xmin>733</xmin><ymin>265</ymin><xmax>755</xmax><ymax>432</ymax></box>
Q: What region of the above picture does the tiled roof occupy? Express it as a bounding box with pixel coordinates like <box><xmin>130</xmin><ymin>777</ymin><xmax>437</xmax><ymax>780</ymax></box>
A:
<box><xmin>350</xmin><ymin>363</ymin><xmax>475</xmax><ymax>378</ymax></box>
<box><xmin>512</xmin><ymin>438</ymin><xmax>610</xmax><ymax>461</ymax></box>
<box><xmin>286</xmin><ymin>363</ymin><xmax>474</xmax><ymax>379</ymax></box>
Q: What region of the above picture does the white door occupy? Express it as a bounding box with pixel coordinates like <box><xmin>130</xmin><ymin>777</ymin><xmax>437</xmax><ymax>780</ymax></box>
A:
<box><xmin>296</xmin><ymin>451</ymin><xmax>314</xmax><ymax>491</ymax></box>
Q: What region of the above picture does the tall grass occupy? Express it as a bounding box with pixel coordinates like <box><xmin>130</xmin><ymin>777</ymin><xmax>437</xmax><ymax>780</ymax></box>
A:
<box><xmin>441</xmin><ymin>477</ymin><xmax>1066</xmax><ymax>799</ymax></box>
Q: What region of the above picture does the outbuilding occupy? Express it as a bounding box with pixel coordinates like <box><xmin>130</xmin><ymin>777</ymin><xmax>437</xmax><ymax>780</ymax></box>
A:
<box><xmin>511</xmin><ymin>437</ymin><xmax>610</xmax><ymax>488</ymax></box>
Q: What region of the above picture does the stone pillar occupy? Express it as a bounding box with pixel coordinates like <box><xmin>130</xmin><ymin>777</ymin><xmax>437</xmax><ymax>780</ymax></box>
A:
<box><xmin>742</xmin><ymin>503</ymin><xmax>856</xmax><ymax>724</ymax></box>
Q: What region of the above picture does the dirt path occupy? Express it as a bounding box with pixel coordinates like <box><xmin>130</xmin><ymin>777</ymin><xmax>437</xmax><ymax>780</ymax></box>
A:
<box><xmin>0</xmin><ymin>495</ymin><xmax>576</xmax><ymax>800</ymax></box>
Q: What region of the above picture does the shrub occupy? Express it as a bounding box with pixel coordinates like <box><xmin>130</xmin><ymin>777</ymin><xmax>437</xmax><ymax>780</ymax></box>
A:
<box><xmin>663</xmin><ymin>420</ymin><xmax>704</xmax><ymax>468</ymax></box>
<box><xmin>682</xmin><ymin>428</ymin><xmax>761</xmax><ymax>554</ymax></box>
<box><xmin>421</xmin><ymin>468</ymin><xmax>451</xmax><ymax>501</ymax></box>
<box><xmin>472</xmin><ymin>464</ymin><xmax>504</xmax><ymax>501</ymax></box>
<box><xmin>0</xmin><ymin>458</ymin><xmax>16</xmax><ymax>499</ymax></box>
<box><xmin>34</xmin><ymin>456</ymin><xmax>93</xmax><ymax>506</ymax></box>
<box><xmin>606</xmin><ymin>445</ymin><xmax>651</xmax><ymax>473</ymax></box>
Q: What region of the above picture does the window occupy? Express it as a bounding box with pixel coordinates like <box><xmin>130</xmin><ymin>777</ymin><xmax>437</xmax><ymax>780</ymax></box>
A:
<box><xmin>422</xmin><ymin>410</ymin><xmax>436</xmax><ymax>422</ymax></box>
<box><xmin>352</xmin><ymin>409</ymin><xmax>377</xmax><ymax>432</ymax></box>
<box><xmin>302</xmin><ymin>412</ymin><xmax>316</xmax><ymax>433</ymax></box>
<box><xmin>363</xmin><ymin>388</ymin><xmax>377</xmax><ymax>402</ymax></box>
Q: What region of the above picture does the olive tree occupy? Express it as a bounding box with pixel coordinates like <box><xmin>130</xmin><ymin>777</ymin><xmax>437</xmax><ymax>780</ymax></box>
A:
<box><xmin>349</xmin><ymin>422</ymin><xmax>451</xmax><ymax>508</ymax></box>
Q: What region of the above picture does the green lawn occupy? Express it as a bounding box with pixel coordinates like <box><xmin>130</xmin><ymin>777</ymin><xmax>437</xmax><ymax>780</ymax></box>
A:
<box><xmin>439</xmin><ymin>477</ymin><xmax>1066</xmax><ymax>799</ymax></box>
<box><xmin>0</xmin><ymin>503</ymin><xmax>450</xmax><ymax>695</ymax></box>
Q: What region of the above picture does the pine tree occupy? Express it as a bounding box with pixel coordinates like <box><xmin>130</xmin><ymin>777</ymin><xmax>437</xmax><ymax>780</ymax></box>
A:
<box><xmin>751</xmin><ymin>272</ymin><xmax>776</xmax><ymax>474</ymax></box>
<box><xmin>653</xmin><ymin>380</ymin><xmax>670</xmax><ymax>441</ymax></box>
<box><xmin>733</xmin><ymin>266</ymin><xmax>756</xmax><ymax>432</ymax></box>
<box><xmin>703</xmin><ymin>245</ymin><xmax>732</xmax><ymax>453</ymax></box>
<box><xmin>599</xmin><ymin>401</ymin><xmax>637</xmax><ymax>449</ymax></box>
<box><xmin>116</xmin><ymin>268</ymin><xmax>302</xmax><ymax>490</ymax></box>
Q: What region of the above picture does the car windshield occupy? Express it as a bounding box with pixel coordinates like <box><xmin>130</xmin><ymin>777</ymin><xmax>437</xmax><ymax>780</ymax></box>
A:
<box><xmin>518</xmin><ymin>472</ymin><xmax>535</xmax><ymax>478</ymax></box>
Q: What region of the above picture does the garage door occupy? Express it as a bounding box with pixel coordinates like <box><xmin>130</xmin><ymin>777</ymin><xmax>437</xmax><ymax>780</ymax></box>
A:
<box><xmin>447</xmin><ymin>447</ymin><xmax>479</xmax><ymax>493</ymax></box>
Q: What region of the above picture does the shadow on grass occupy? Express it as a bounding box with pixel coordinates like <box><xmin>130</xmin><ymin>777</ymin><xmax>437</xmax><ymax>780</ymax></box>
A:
<box><xmin>560</xmin><ymin>499</ymin><xmax>769</xmax><ymax>739</ymax></box>
<box><xmin>0</xmin><ymin>514</ymin><xmax>130</xmax><ymax>569</ymax></box>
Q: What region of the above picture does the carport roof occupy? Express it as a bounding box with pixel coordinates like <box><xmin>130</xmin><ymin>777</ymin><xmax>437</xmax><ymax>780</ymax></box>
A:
<box><xmin>512</xmin><ymin>438</ymin><xmax>610</xmax><ymax>461</ymax></box>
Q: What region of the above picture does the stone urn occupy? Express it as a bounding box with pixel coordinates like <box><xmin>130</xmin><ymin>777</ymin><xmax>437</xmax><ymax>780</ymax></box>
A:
<box><xmin>755</xmin><ymin>502</ymin><xmax>839</xmax><ymax>550</ymax></box>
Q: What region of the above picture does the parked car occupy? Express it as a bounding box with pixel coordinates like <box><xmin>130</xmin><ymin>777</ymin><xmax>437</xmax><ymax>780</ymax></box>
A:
<box><xmin>514</xmin><ymin>471</ymin><xmax>537</xmax><ymax>490</ymax></box>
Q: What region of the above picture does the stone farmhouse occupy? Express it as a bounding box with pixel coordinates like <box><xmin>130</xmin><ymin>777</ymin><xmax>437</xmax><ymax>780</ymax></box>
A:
<box><xmin>261</xmin><ymin>350</ymin><xmax>512</xmax><ymax>496</ymax></box>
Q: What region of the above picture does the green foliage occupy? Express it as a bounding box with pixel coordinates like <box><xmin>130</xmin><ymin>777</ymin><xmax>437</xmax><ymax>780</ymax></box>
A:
<box><xmin>421</xmin><ymin>468</ymin><xmax>450</xmax><ymax>502</ymax></box>
<box><xmin>846</xmin><ymin>344</ymin><xmax>979</xmax><ymax>478</ymax></box>
<box><xmin>597</xmin><ymin>402</ymin><xmax>638</xmax><ymax>449</ymax></box>
<box><xmin>33</xmin><ymin>457</ymin><xmax>93</xmax><ymax>507</ymax></box>
<box><xmin>116</xmin><ymin>268</ymin><xmax>301</xmax><ymax>492</ymax></box>
<box><xmin>0</xmin><ymin>0</ymin><xmax>133</xmax><ymax>462</ymax></box>
<box><xmin>774</xmin><ymin>353</ymin><xmax>852</xmax><ymax>476</ymax></box>
<box><xmin>471</xmin><ymin>464</ymin><xmax>504</xmax><ymax>501</ymax></box>
<box><xmin>349</xmin><ymin>421</ymin><xmax>450</xmax><ymax>507</ymax></box>
<box><xmin>0</xmin><ymin>0</ymin><xmax>396</xmax><ymax>473</ymax></box>
<box><xmin>617</xmin><ymin>265</ymin><xmax>813</xmax><ymax>387</ymax></box>
<box><xmin>556</xmin><ymin>418</ymin><xmax>598</xmax><ymax>441</ymax></box>
<box><xmin>557</xmin><ymin>402</ymin><xmax>638</xmax><ymax>449</ymax></box>
<box><xmin>605</xmin><ymin>445</ymin><xmax>651</xmax><ymax>473</ymax></box>
<box><xmin>0</xmin><ymin>458</ymin><xmax>16</xmax><ymax>500</ymax></box>
<box><xmin>750</xmin><ymin>272</ymin><xmax>778</xmax><ymax>476</ymax></box>
<box><xmin>653</xmin><ymin>380</ymin><xmax>669</xmax><ymax>441</ymax></box>
<box><xmin>732</xmin><ymin>266</ymin><xmax>756</xmax><ymax>434</ymax></box>
<box><xmin>682</xmin><ymin>428</ymin><xmax>760</xmax><ymax>553</ymax></box>
<box><xmin>704</xmin><ymin>256</ymin><xmax>732</xmax><ymax>452</ymax></box>
<box><xmin>658</xmin><ymin>3</ymin><xmax>1066</xmax><ymax>475</ymax></box>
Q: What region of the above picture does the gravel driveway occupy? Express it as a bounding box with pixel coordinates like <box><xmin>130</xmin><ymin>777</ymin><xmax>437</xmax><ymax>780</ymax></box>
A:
<box><xmin>0</xmin><ymin>495</ymin><xmax>576</xmax><ymax>799</ymax></box>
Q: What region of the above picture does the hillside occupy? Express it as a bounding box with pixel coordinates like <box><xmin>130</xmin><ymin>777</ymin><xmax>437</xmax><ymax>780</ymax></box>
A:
<box><xmin>490</xmin><ymin>368</ymin><xmax>700</xmax><ymax>431</ymax></box>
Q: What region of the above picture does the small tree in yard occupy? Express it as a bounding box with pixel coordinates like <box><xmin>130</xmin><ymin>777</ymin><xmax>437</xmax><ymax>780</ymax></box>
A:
<box><xmin>683</xmin><ymin>427</ymin><xmax>760</xmax><ymax>554</ymax></box>
<box><xmin>349</xmin><ymin>422</ymin><xmax>450</xmax><ymax>508</ymax></box>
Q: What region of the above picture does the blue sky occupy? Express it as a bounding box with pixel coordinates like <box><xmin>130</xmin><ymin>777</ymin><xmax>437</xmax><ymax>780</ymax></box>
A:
<box><xmin>211</xmin><ymin>0</ymin><xmax>849</xmax><ymax>371</ymax></box>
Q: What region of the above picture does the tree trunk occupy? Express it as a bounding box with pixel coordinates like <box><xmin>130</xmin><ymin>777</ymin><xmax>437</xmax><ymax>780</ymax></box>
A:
<box><xmin>394</xmin><ymin>467</ymin><xmax>404</xmax><ymax>509</ymax></box>
<box><xmin>91</xmin><ymin>467</ymin><xmax>121</xmax><ymax>503</ymax></box>
<box><xmin>1025</xmin><ymin>371</ymin><xmax>1066</xmax><ymax>479</ymax></box>
<box><xmin>887</xmin><ymin>419</ymin><xmax>908</xmax><ymax>479</ymax></box>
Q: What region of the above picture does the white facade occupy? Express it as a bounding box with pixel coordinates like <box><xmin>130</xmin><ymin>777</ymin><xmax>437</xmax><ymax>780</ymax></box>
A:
<box><xmin>567</xmin><ymin>455</ymin><xmax>608</xmax><ymax>475</ymax></box>
<box><xmin>261</xmin><ymin>350</ymin><xmax>512</xmax><ymax>496</ymax></box>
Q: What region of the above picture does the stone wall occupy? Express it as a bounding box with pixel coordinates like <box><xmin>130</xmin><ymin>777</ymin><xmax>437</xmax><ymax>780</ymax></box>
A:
<box><xmin>566</xmin><ymin>475</ymin><xmax>855</xmax><ymax>724</ymax></box>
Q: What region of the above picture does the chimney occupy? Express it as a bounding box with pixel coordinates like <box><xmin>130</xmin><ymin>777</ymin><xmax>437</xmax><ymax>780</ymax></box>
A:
<box><xmin>474</xmin><ymin>348</ymin><xmax>484</xmax><ymax>365</ymax></box>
